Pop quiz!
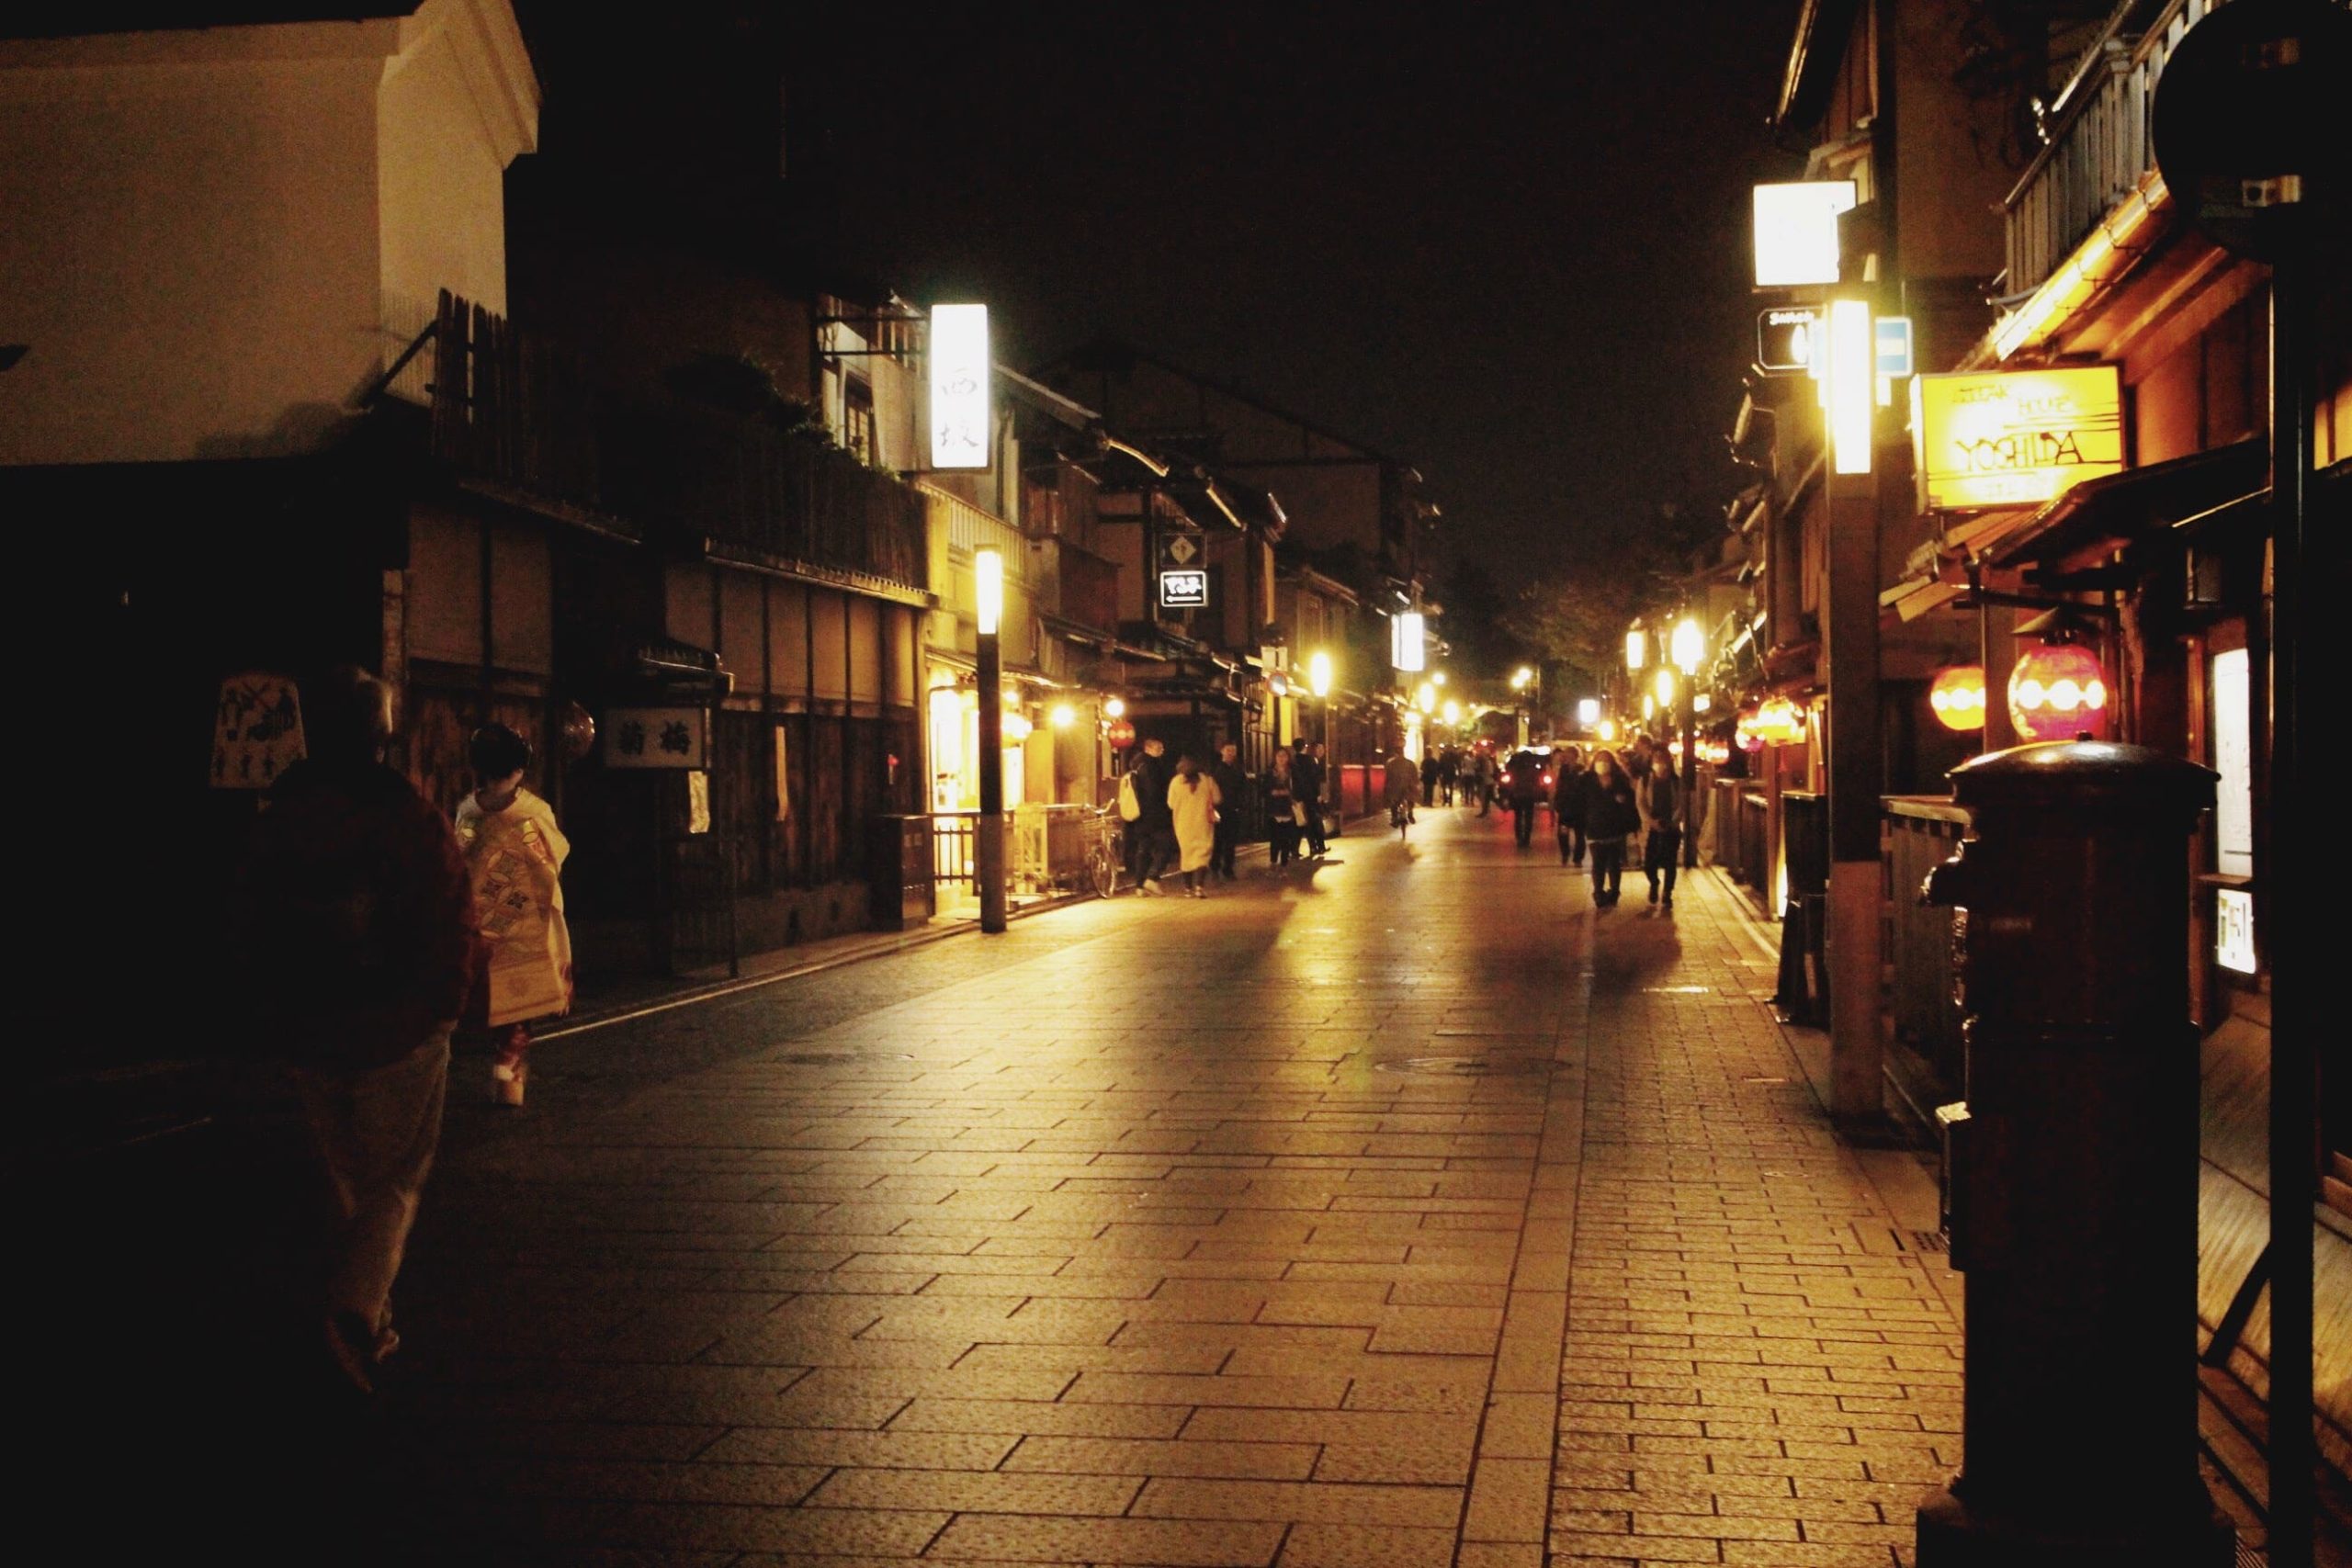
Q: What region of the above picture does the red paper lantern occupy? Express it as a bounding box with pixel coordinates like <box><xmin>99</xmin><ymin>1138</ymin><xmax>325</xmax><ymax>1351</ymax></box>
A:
<box><xmin>1929</xmin><ymin>666</ymin><xmax>1986</xmax><ymax>732</ymax></box>
<box><xmin>2007</xmin><ymin>641</ymin><xmax>2108</xmax><ymax>741</ymax></box>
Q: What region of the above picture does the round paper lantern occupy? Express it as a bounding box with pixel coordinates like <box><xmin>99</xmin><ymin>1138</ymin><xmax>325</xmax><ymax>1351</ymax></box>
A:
<box><xmin>2007</xmin><ymin>641</ymin><xmax>2108</xmax><ymax>741</ymax></box>
<box><xmin>1928</xmin><ymin>666</ymin><xmax>1986</xmax><ymax>732</ymax></box>
<box><xmin>1752</xmin><ymin>697</ymin><xmax>1808</xmax><ymax>745</ymax></box>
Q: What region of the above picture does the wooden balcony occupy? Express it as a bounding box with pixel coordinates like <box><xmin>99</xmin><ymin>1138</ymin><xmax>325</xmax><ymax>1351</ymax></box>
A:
<box><xmin>418</xmin><ymin>290</ymin><xmax>927</xmax><ymax>593</ymax></box>
<box><xmin>2003</xmin><ymin>0</ymin><xmax>2221</xmax><ymax>299</ymax></box>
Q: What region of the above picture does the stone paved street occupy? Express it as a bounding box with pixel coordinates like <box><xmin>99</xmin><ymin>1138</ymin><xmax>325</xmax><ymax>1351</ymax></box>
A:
<box><xmin>383</xmin><ymin>807</ymin><xmax>1964</xmax><ymax>1566</ymax></box>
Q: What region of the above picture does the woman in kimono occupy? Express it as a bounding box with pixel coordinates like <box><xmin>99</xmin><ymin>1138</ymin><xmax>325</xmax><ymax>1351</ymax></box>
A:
<box><xmin>456</xmin><ymin>724</ymin><xmax>572</xmax><ymax>1105</ymax></box>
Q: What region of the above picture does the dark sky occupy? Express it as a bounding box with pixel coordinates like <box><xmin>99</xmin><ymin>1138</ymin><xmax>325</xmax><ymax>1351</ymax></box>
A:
<box><xmin>529</xmin><ymin>2</ymin><xmax>1804</xmax><ymax>572</ymax></box>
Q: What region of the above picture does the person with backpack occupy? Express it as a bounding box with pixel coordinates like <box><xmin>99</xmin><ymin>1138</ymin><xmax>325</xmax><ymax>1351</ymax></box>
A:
<box><xmin>237</xmin><ymin>667</ymin><xmax>476</xmax><ymax>1393</ymax></box>
<box><xmin>1122</xmin><ymin>737</ymin><xmax>1175</xmax><ymax>893</ymax></box>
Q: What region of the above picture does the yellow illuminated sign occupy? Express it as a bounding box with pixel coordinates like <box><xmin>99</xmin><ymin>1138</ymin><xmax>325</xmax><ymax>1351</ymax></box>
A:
<box><xmin>1911</xmin><ymin>367</ymin><xmax>2123</xmax><ymax>512</ymax></box>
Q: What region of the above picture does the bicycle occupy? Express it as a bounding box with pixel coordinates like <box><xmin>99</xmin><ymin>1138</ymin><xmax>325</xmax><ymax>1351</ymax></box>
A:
<box><xmin>1392</xmin><ymin>796</ymin><xmax>1413</xmax><ymax>840</ymax></box>
<box><xmin>1083</xmin><ymin>810</ymin><xmax>1124</xmax><ymax>898</ymax></box>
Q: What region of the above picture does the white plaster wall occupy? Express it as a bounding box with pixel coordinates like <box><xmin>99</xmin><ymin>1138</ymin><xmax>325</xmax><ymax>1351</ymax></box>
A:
<box><xmin>0</xmin><ymin>52</ymin><xmax>385</xmax><ymax>463</ymax></box>
<box><xmin>0</xmin><ymin>2</ymin><xmax>536</xmax><ymax>467</ymax></box>
<box><xmin>379</xmin><ymin>19</ymin><xmax>510</xmax><ymax>318</ymax></box>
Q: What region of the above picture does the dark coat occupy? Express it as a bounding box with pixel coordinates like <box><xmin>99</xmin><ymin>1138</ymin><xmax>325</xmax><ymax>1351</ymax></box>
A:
<box><xmin>238</xmin><ymin>758</ymin><xmax>477</xmax><ymax>1066</ymax></box>
<box><xmin>1209</xmin><ymin>761</ymin><xmax>1246</xmax><ymax>820</ymax></box>
<box><xmin>1127</xmin><ymin>751</ymin><xmax>1174</xmax><ymax>829</ymax></box>
<box><xmin>1580</xmin><ymin>770</ymin><xmax>1641</xmax><ymax>841</ymax></box>
<box><xmin>1292</xmin><ymin>753</ymin><xmax>1325</xmax><ymax>804</ymax></box>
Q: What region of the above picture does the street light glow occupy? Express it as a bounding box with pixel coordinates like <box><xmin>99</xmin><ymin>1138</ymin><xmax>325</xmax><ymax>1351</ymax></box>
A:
<box><xmin>1050</xmin><ymin>703</ymin><xmax>1076</xmax><ymax>728</ymax></box>
<box><xmin>1103</xmin><ymin>695</ymin><xmax>1125</xmax><ymax>718</ymax></box>
<box><xmin>1442</xmin><ymin>699</ymin><xmax>1461</xmax><ymax>725</ymax></box>
<box><xmin>1826</xmin><ymin>297</ymin><xmax>1874</xmax><ymax>476</ymax></box>
<box><xmin>1307</xmin><ymin>650</ymin><xmax>1333</xmax><ymax>697</ymax></box>
<box><xmin>1415</xmin><ymin>680</ymin><xmax>1437</xmax><ymax>714</ymax></box>
<box><xmin>1671</xmin><ymin>616</ymin><xmax>1703</xmax><ymax>675</ymax></box>
<box><xmin>1653</xmin><ymin>667</ymin><xmax>1677</xmax><ymax>706</ymax></box>
<box><xmin>1577</xmin><ymin>698</ymin><xmax>1600</xmax><ymax>727</ymax></box>
<box><xmin>1752</xmin><ymin>180</ymin><xmax>1856</xmax><ymax>288</ymax></box>
<box><xmin>974</xmin><ymin>547</ymin><xmax>1003</xmax><ymax>636</ymax></box>
<box><xmin>1624</xmin><ymin>628</ymin><xmax>1646</xmax><ymax>672</ymax></box>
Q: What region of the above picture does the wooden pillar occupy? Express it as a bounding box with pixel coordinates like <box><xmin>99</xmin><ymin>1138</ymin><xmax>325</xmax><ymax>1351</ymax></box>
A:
<box><xmin>1826</xmin><ymin>463</ymin><xmax>1884</xmax><ymax>1123</ymax></box>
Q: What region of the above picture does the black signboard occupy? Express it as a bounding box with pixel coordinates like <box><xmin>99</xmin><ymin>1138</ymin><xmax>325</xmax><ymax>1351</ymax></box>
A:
<box><xmin>1755</xmin><ymin>306</ymin><xmax>1820</xmax><ymax>375</ymax></box>
<box><xmin>1158</xmin><ymin>568</ymin><xmax>1210</xmax><ymax>609</ymax></box>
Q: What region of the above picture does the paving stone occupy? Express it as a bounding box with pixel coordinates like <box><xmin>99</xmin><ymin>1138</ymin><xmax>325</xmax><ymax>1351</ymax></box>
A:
<box><xmin>384</xmin><ymin>822</ymin><xmax>1961</xmax><ymax>1564</ymax></box>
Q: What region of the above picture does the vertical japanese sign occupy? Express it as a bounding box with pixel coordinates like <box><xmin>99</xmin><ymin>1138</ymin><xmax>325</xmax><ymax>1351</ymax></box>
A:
<box><xmin>929</xmin><ymin>303</ymin><xmax>990</xmax><ymax>470</ymax></box>
<box><xmin>211</xmin><ymin>671</ymin><xmax>306</xmax><ymax>788</ymax></box>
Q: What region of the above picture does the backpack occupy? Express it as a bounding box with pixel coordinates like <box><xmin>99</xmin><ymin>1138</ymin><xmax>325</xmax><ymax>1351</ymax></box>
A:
<box><xmin>1116</xmin><ymin>769</ymin><xmax>1142</xmax><ymax>822</ymax></box>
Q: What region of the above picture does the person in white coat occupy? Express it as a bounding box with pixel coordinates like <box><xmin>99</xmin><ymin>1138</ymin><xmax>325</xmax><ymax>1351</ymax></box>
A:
<box><xmin>1166</xmin><ymin>753</ymin><xmax>1224</xmax><ymax>898</ymax></box>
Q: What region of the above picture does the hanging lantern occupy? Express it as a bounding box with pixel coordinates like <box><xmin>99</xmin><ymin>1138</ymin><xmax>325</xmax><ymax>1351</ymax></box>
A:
<box><xmin>1929</xmin><ymin>665</ymin><xmax>1987</xmax><ymax>732</ymax></box>
<box><xmin>2008</xmin><ymin>640</ymin><xmax>2108</xmax><ymax>741</ymax></box>
<box><xmin>1735</xmin><ymin>710</ymin><xmax>1764</xmax><ymax>752</ymax></box>
<box><xmin>1751</xmin><ymin>696</ymin><xmax>1808</xmax><ymax>745</ymax></box>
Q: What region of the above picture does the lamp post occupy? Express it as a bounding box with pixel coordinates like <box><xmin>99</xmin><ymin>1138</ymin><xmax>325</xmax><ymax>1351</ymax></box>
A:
<box><xmin>974</xmin><ymin>547</ymin><xmax>1007</xmax><ymax>933</ymax></box>
<box><xmin>1672</xmin><ymin>616</ymin><xmax>1704</xmax><ymax>868</ymax></box>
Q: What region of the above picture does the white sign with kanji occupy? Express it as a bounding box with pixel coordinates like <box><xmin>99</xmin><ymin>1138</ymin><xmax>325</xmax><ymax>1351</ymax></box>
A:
<box><xmin>605</xmin><ymin>706</ymin><xmax>709</xmax><ymax>769</ymax></box>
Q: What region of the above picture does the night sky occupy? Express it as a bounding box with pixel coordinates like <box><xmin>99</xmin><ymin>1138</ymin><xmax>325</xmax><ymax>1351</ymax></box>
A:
<box><xmin>526</xmin><ymin>2</ymin><xmax>1804</xmax><ymax>572</ymax></box>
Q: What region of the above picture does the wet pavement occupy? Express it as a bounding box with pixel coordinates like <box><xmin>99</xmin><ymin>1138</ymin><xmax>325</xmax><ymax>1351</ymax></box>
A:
<box><xmin>51</xmin><ymin>807</ymin><xmax>1967</xmax><ymax>1565</ymax></box>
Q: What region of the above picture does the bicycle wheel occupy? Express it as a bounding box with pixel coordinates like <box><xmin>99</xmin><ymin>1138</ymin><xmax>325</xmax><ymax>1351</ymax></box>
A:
<box><xmin>1088</xmin><ymin>846</ymin><xmax>1115</xmax><ymax>898</ymax></box>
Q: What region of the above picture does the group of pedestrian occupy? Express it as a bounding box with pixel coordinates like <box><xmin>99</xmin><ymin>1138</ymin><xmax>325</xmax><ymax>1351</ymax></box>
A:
<box><xmin>1264</xmin><ymin>740</ymin><xmax>1332</xmax><ymax>865</ymax></box>
<box><xmin>1543</xmin><ymin>736</ymin><xmax>1684</xmax><ymax>910</ymax></box>
<box><xmin>238</xmin><ymin>667</ymin><xmax>576</xmax><ymax>1395</ymax></box>
<box><xmin>1426</xmin><ymin>745</ymin><xmax>1497</xmax><ymax>813</ymax></box>
<box><xmin>1119</xmin><ymin>737</ymin><xmax>1335</xmax><ymax>888</ymax></box>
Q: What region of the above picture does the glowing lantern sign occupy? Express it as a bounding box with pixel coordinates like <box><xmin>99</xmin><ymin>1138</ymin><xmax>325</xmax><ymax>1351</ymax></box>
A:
<box><xmin>2008</xmin><ymin>641</ymin><xmax>2109</xmax><ymax>741</ymax></box>
<box><xmin>1929</xmin><ymin>666</ymin><xmax>1987</xmax><ymax>732</ymax></box>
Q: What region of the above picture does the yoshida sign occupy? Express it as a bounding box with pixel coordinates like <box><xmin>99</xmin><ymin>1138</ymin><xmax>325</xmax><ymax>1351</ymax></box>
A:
<box><xmin>1911</xmin><ymin>366</ymin><xmax>2124</xmax><ymax>512</ymax></box>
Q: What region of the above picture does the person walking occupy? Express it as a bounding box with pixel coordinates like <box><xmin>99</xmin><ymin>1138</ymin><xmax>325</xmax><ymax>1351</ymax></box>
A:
<box><xmin>1167</xmin><ymin>752</ymin><xmax>1223</xmax><ymax>897</ymax></box>
<box><xmin>1419</xmin><ymin>750</ymin><xmax>1439</xmax><ymax>808</ymax></box>
<box><xmin>1551</xmin><ymin>744</ymin><xmax>1588</xmax><ymax>866</ymax></box>
<box><xmin>1581</xmin><ymin>749</ymin><xmax>1640</xmax><ymax>906</ymax></box>
<box><xmin>1264</xmin><ymin>747</ymin><xmax>1301</xmax><ymax>868</ymax></box>
<box><xmin>456</xmin><ymin>723</ymin><xmax>572</xmax><ymax>1106</ymax></box>
<box><xmin>1125</xmin><ymin>738</ymin><xmax>1176</xmax><ymax>893</ymax></box>
<box><xmin>1639</xmin><ymin>750</ymin><xmax>1685</xmax><ymax>913</ymax></box>
<box><xmin>1295</xmin><ymin>741</ymin><xmax>1329</xmax><ymax>855</ymax></box>
<box><xmin>1437</xmin><ymin>748</ymin><xmax>1460</xmax><ymax>807</ymax></box>
<box><xmin>1208</xmin><ymin>742</ymin><xmax>1245</xmax><ymax>881</ymax></box>
<box><xmin>237</xmin><ymin>667</ymin><xmax>476</xmax><ymax>1393</ymax></box>
<box><xmin>1473</xmin><ymin>749</ymin><xmax>1496</xmax><ymax>817</ymax></box>
<box><xmin>1504</xmin><ymin>749</ymin><xmax>1544</xmax><ymax>848</ymax></box>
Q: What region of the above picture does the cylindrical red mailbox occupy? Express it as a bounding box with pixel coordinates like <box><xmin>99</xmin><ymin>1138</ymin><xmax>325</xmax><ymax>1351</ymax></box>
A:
<box><xmin>1917</xmin><ymin>741</ymin><xmax>2225</xmax><ymax>1567</ymax></box>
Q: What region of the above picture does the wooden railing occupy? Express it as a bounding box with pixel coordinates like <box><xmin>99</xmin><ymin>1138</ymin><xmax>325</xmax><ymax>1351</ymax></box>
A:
<box><xmin>421</xmin><ymin>290</ymin><xmax>926</xmax><ymax>592</ymax></box>
<box><xmin>2003</xmin><ymin>0</ymin><xmax>2224</xmax><ymax>296</ymax></box>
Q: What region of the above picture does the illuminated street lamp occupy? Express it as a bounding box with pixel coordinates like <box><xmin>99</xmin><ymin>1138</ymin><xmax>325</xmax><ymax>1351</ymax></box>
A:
<box><xmin>1442</xmin><ymin>698</ymin><xmax>1462</xmax><ymax>727</ymax></box>
<box><xmin>1671</xmin><ymin>616</ymin><xmax>1704</xmax><ymax>675</ymax></box>
<box><xmin>974</xmin><ymin>547</ymin><xmax>1006</xmax><ymax>933</ymax></box>
<box><xmin>1653</xmin><ymin>667</ymin><xmax>1677</xmax><ymax>707</ymax></box>
<box><xmin>1577</xmin><ymin>697</ymin><xmax>1600</xmax><ymax>728</ymax></box>
<box><xmin>1307</xmin><ymin>650</ymin><xmax>1333</xmax><ymax>698</ymax></box>
<box><xmin>1415</xmin><ymin>681</ymin><xmax>1437</xmax><ymax>715</ymax></box>
<box><xmin>1623</xmin><ymin>627</ymin><xmax>1646</xmax><ymax>672</ymax></box>
<box><xmin>1103</xmin><ymin>695</ymin><xmax>1125</xmax><ymax>719</ymax></box>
